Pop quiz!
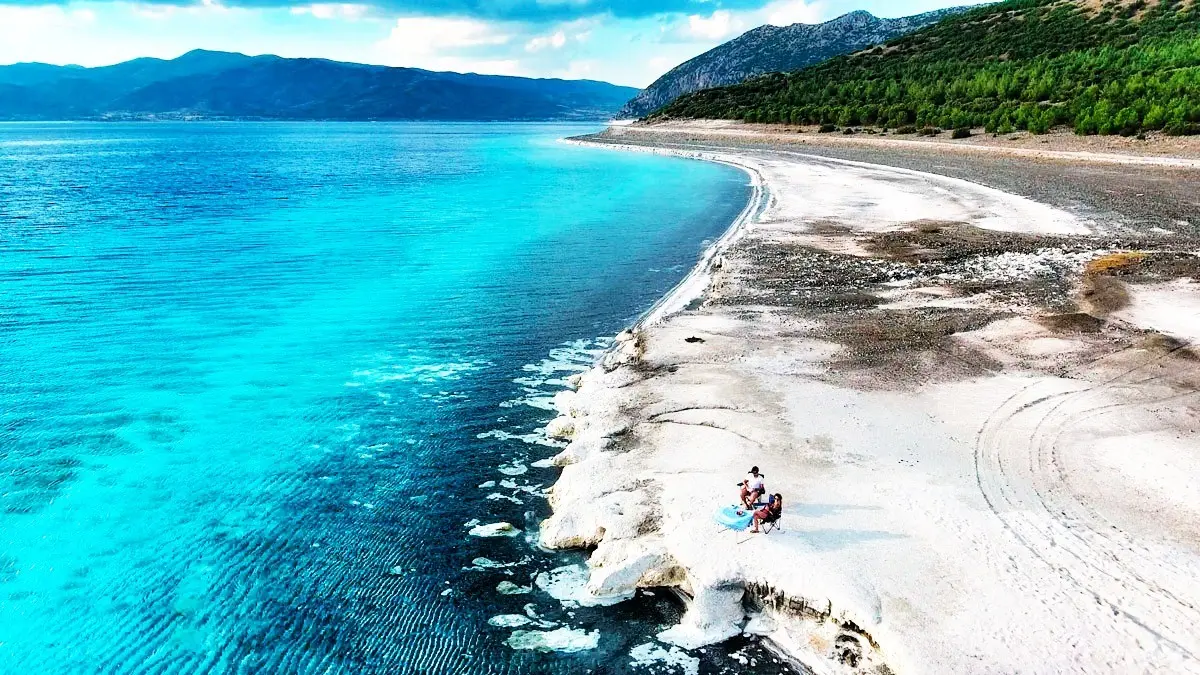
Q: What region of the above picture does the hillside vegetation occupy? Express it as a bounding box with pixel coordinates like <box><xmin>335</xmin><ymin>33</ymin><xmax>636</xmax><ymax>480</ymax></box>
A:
<box><xmin>618</xmin><ymin>8</ymin><xmax>966</xmax><ymax>118</ymax></box>
<box><xmin>654</xmin><ymin>0</ymin><xmax>1200</xmax><ymax>136</ymax></box>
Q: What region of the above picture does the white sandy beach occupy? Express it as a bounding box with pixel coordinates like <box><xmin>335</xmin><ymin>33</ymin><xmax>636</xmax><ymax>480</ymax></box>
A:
<box><xmin>541</xmin><ymin>133</ymin><xmax>1200</xmax><ymax>674</ymax></box>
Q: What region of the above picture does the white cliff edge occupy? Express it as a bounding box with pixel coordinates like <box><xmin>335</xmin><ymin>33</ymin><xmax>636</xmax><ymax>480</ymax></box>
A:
<box><xmin>545</xmin><ymin>140</ymin><xmax>883</xmax><ymax>672</ymax></box>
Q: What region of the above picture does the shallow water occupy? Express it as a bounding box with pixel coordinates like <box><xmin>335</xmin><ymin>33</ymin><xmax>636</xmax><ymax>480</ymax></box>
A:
<box><xmin>0</xmin><ymin>122</ymin><xmax>797</xmax><ymax>674</ymax></box>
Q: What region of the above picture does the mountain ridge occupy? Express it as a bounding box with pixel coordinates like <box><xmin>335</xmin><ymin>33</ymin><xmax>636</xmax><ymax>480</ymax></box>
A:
<box><xmin>618</xmin><ymin>7</ymin><xmax>971</xmax><ymax>119</ymax></box>
<box><xmin>0</xmin><ymin>50</ymin><xmax>639</xmax><ymax>121</ymax></box>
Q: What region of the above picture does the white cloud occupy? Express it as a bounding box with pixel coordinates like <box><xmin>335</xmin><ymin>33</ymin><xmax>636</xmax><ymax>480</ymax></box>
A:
<box><xmin>380</xmin><ymin>16</ymin><xmax>511</xmax><ymax>52</ymax></box>
<box><xmin>647</xmin><ymin>55</ymin><xmax>675</xmax><ymax>73</ymax></box>
<box><xmin>0</xmin><ymin>6</ymin><xmax>99</xmax><ymax>60</ymax></box>
<box><xmin>665</xmin><ymin>0</ymin><xmax>827</xmax><ymax>45</ymax></box>
<box><xmin>553</xmin><ymin>58</ymin><xmax>599</xmax><ymax>80</ymax></box>
<box><xmin>132</xmin><ymin>0</ymin><xmax>243</xmax><ymax>20</ymax></box>
<box><xmin>290</xmin><ymin>4</ymin><xmax>370</xmax><ymax>20</ymax></box>
<box><xmin>682</xmin><ymin>10</ymin><xmax>743</xmax><ymax>41</ymax></box>
<box><xmin>0</xmin><ymin>5</ymin><xmax>78</xmax><ymax>31</ymax></box>
<box><xmin>762</xmin><ymin>0</ymin><xmax>825</xmax><ymax>26</ymax></box>
<box><xmin>374</xmin><ymin>17</ymin><xmax>521</xmax><ymax>74</ymax></box>
<box><xmin>434</xmin><ymin>57</ymin><xmax>522</xmax><ymax>75</ymax></box>
<box><xmin>525</xmin><ymin>29</ymin><xmax>567</xmax><ymax>52</ymax></box>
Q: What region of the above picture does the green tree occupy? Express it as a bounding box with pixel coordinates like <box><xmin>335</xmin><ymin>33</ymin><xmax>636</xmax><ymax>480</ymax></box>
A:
<box><xmin>1074</xmin><ymin>109</ymin><xmax>1097</xmax><ymax>135</ymax></box>
<box><xmin>1114</xmin><ymin>107</ymin><xmax>1141</xmax><ymax>135</ymax></box>
<box><xmin>1143</xmin><ymin>104</ymin><xmax>1167</xmax><ymax>130</ymax></box>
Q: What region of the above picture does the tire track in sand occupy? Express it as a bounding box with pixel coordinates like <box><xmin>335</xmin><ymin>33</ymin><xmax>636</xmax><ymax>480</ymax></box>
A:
<box><xmin>973</xmin><ymin>344</ymin><xmax>1200</xmax><ymax>663</ymax></box>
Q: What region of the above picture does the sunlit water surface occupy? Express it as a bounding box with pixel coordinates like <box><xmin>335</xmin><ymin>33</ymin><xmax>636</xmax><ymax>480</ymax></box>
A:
<box><xmin>0</xmin><ymin>122</ymin><xmax>796</xmax><ymax>674</ymax></box>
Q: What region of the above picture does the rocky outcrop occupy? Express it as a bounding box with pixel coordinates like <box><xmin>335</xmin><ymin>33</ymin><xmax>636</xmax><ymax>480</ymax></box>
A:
<box><xmin>538</xmin><ymin>327</ymin><xmax>896</xmax><ymax>674</ymax></box>
<box><xmin>618</xmin><ymin>8</ymin><xmax>968</xmax><ymax>119</ymax></box>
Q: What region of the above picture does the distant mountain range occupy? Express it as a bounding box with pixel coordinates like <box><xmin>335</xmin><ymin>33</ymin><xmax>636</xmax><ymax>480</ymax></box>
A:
<box><xmin>0</xmin><ymin>50</ymin><xmax>640</xmax><ymax>121</ymax></box>
<box><xmin>618</xmin><ymin>8</ymin><xmax>969</xmax><ymax>119</ymax></box>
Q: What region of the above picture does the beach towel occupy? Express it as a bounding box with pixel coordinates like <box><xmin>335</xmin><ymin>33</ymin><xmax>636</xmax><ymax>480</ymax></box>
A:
<box><xmin>714</xmin><ymin>504</ymin><xmax>754</xmax><ymax>531</ymax></box>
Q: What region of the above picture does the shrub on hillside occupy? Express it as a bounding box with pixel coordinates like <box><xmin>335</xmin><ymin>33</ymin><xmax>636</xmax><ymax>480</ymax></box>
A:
<box><xmin>951</xmin><ymin>127</ymin><xmax>973</xmax><ymax>139</ymax></box>
<box><xmin>1165</xmin><ymin>122</ymin><xmax>1200</xmax><ymax>136</ymax></box>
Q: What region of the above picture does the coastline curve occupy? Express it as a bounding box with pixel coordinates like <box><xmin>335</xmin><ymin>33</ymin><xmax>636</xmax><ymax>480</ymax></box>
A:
<box><xmin>562</xmin><ymin>137</ymin><xmax>772</xmax><ymax>328</ymax></box>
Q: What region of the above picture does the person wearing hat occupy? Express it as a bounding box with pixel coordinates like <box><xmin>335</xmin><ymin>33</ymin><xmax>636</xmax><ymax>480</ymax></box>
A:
<box><xmin>739</xmin><ymin>466</ymin><xmax>766</xmax><ymax>508</ymax></box>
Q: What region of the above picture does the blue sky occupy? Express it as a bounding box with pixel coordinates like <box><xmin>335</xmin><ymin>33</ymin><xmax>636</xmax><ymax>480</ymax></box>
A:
<box><xmin>0</xmin><ymin>0</ymin><xmax>988</xmax><ymax>86</ymax></box>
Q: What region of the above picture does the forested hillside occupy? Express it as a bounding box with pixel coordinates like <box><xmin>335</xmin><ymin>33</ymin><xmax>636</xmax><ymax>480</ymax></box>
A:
<box><xmin>618</xmin><ymin>8</ymin><xmax>965</xmax><ymax>118</ymax></box>
<box><xmin>655</xmin><ymin>0</ymin><xmax>1200</xmax><ymax>136</ymax></box>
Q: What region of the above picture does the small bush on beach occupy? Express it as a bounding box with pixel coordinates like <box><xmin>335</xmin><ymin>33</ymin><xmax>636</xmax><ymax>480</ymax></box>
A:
<box><xmin>819</xmin><ymin>123</ymin><xmax>838</xmax><ymax>133</ymax></box>
<box><xmin>895</xmin><ymin>125</ymin><xmax>917</xmax><ymax>135</ymax></box>
<box><xmin>951</xmin><ymin>127</ymin><xmax>973</xmax><ymax>139</ymax></box>
<box><xmin>1085</xmin><ymin>251</ymin><xmax>1147</xmax><ymax>276</ymax></box>
<box><xmin>1165</xmin><ymin>122</ymin><xmax>1200</xmax><ymax>137</ymax></box>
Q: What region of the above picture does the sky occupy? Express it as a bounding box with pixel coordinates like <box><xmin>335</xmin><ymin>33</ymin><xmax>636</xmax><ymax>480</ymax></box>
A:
<box><xmin>0</xmin><ymin>0</ymin><xmax>988</xmax><ymax>87</ymax></box>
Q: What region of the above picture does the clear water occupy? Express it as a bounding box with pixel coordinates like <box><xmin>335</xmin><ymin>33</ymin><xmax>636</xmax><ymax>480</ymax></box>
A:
<box><xmin>0</xmin><ymin>122</ymin><xmax>796</xmax><ymax>674</ymax></box>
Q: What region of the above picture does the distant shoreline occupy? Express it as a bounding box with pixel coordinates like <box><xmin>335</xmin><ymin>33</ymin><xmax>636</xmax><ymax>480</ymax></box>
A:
<box><xmin>0</xmin><ymin>118</ymin><xmax>621</xmax><ymax>124</ymax></box>
<box><xmin>626</xmin><ymin>119</ymin><xmax>1200</xmax><ymax>168</ymax></box>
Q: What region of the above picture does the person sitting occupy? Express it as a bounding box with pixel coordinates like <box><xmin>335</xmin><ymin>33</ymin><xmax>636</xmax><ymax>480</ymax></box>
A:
<box><xmin>751</xmin><ymin>493</ymin><xmax>782</xmax><ymax>533</ymax></box>
<box><xmin>739</xmin><ymin>466</ymin><xmax>766</xmax><ymax>509</ymax></box>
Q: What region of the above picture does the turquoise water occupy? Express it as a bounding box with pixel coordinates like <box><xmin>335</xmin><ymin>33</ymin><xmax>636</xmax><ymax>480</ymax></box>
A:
<box><xmin>0</xmin><ymin>122</ymin><xmax>793</xmax><ymax>674</ymax></box>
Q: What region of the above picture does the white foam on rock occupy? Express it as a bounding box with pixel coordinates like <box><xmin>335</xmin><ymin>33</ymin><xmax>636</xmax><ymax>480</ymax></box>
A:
<box><xmin>656</xmin><ymin>584</ymin><xmax>744</xmax><ymax>650</ymax></box>
<box><xmin>535</xmin><ymin>564</ymin><xmax>635</xmax><ymax>607</ymax></box>
<box><xmin>504</xmin><ymin>626</ymin><xmax>600</xmax><ymax>653</ymax></box>
<box><xmin>469</xmin><ymin>557</ymin><xmax>526</xmax><ymax>570</ymax></box>
<box><xmin>468</xmin><ymin>522</ymin><xmax>521</xmax><ymax>538</ymax></box>
<box><xmin>489</xmin><ymin>614</ymin><xmax>534</xmax><ymax>628</ymax></box>
<box><xmin>477</xmin><ymin>428</ymin><xmax>564</xmax><ymax>448</ymax></box>
<box><xmin>497</xmin><ymin>581</ymin><xmax>532</xmax><ymax>595</ymax></box>
<box><xmin>498</xmin><ymin>462</ymin><xmax>528</xmax><ymax>477</ymax></box>
<box><xmin>629</xmin><ymin>642</ymin><xmax>700</xmax><ymax>675</ymax></box>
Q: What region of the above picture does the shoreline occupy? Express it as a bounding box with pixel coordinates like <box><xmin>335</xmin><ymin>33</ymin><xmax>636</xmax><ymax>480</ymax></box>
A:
<box><xmin>541</xmin><ymin>130</ymin><xmax>1200</xmax><ymax>673</ymax></box>
<box><xmin>560</xmin><ymin>136</ymin><xmax>808</xmax><ymax>671</ymax></box>
<box><xmin>626</xmin><ymin>119</ymin><xmax>1200</xmax><ymax>169</ymax></box>
<box><xmin>562</xmin><ymin>137</ymin><xmax>771</xmax><ymax>328</ymax></box>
